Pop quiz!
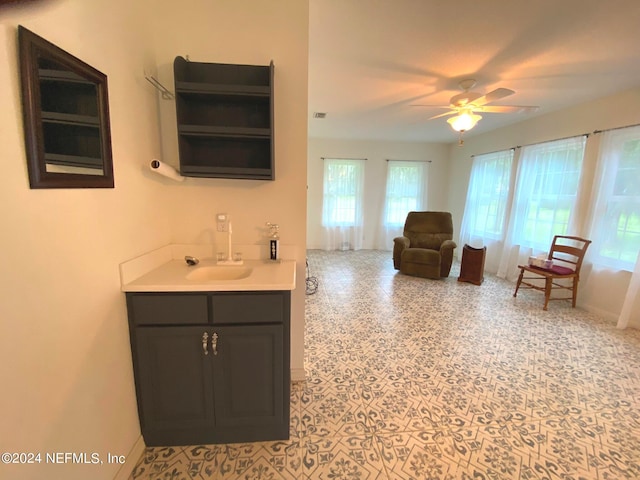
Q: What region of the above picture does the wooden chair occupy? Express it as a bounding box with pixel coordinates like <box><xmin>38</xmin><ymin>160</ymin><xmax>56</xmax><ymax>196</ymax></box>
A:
<box><xmin>513</xmin><ymin>235</ymin><xmax>591</xmax><ymax>310</ymax></box>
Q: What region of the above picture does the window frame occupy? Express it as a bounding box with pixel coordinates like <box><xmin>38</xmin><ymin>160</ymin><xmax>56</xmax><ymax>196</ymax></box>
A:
<box><xmin>383</xmin><ymin>160</ymin><xmax>427</xmax><ymax>227</ymax></box>
<box><xmin>511</xmin><ymin>136</ymin><xmax>587</xmax><ymax>252</ymax></box>
<box><xmin>321</xmin><ymin>158</ymin><xmax>365</xmax><ymax>228</ymax></box>
<box><xmin>463</xmin><ymin>149</ymin><xmax>514</xmax><ymax>241</ymax></box>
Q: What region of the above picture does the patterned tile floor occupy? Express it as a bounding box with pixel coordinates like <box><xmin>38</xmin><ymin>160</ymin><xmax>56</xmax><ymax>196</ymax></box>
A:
<box><xmin>130</xmin><ymin>249</ymin><xmax>640</xmax><ymax>479</ymax></box>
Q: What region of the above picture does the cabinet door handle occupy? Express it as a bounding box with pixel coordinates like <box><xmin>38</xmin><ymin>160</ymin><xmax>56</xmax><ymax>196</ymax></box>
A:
<box><xmin>202</xmin><ymin>332</ymin><xmax>209</xmax><ymax>355</ymax></box>
<box><xmin>211</xmin><ymin>332</ymin><xmax>219</xmax><ymax>356</ymax></box>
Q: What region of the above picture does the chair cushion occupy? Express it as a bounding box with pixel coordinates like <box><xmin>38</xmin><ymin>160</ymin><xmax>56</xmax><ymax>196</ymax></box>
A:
<box><xmin>409</xmin><ymin>232</ymin><xmax>451</xmax><ymax>250</ymax></box>
<box><xmin>549</xmin><ymin>265</ymin><xmax>575</xmax><ymax>275</ymax></box>
<box><xmin>404</xmin><ymin>212</ymin><xmax>454</xmax><ymax>250</ymax></box>
<box><xmin>530</xmin><ymin>264</ymin><xmax>575</xmax><ymax>275</ymax></box>
<box><xmin>402</xmin><ymin>248</ymin><xmax>440</xmax><ymax>266</ymax></box>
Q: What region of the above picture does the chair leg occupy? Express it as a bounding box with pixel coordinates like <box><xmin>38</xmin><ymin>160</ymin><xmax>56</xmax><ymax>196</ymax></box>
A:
<box><xmin>543</xmin><ymin>277</ymin><xmax>552</xmax><ymax>311</ymax></box>
<box><xmin>572</xmin><ymin>277</ymin><xmax>578</xmax><ymax>308</ymax></box>
<box><xmin>514</xmin><ymin>268</ymin><xmax>524</xmax><ymax>297</ymax></box>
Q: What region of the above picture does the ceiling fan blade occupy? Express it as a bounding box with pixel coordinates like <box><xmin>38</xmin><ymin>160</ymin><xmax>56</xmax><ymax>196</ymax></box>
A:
<box><xmin>449</xmin><ymin>91</ymin><xmax>483</xmax><ymax>107</ymax></box>
<box><xmin>479</xmin><ymin>105</ymin><xmax>539</xmax><ymax>113</ymax></box>
<box><xmin>409</xmin><ymin>104</ymin><xmax>451</xmax><ymax>108</ymax></box>
<box><xmin>427</xmin><ymin>111</ymin><xmax>458</xmax><ymax>120</ymax></box>
<box><xmin>471</xmin><ymin>88</ymin><xmax>515</xmax><ymax>107</ymax></box>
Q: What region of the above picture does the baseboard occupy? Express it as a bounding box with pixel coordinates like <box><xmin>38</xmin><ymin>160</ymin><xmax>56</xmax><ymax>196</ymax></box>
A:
<box><xmin>291</xmin><ymin>367</ymin><xmax>306</xmax><ymax>382</ymax></box>
<box><xmin>113</xmin><ymin>435</ymin><xmax>145</xmax><ymax>480</ymax></box>
<box><xmin>581</xmin><ymin>303</ymin><xmax>618</xmax><ymax>325</ymax></box>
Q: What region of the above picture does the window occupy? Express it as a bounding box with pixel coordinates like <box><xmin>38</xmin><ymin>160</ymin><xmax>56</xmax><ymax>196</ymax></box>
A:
<box><xmin>321</xmin><ymin>159</ymin><xmax>364</xmax><ymax>227</ymax></box>
<box><xmin>383</xmin><ymin>161</ymin><xmax>426</xmax><ymax>226</ymax></box>
<box><xmin>462</xmin><ymin>149</ymin><xmax>514</xmax><ymax>239</ymax></box>
<box><xmin>590</xmin><ymin>126</ymin><xmax>640</xmax><ymax>270</ymax></box>
<box><xmin>510</xmin><ymin>136</ymin><xmax>586</xmax><ymax>250</ymax></box>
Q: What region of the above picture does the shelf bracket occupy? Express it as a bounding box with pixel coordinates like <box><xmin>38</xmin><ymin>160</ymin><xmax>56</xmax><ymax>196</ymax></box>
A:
<box><xmin>144</xmin><ymin>73</ymin><xmax>175</xmax><ymax>100</ymax></box>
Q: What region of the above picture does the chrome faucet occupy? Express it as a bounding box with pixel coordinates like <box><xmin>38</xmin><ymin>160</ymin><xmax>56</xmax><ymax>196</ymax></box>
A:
<box><xmin>217</xmin><ymin>219</ymin><xmax>243</xmax><ymax>265</ymax></box>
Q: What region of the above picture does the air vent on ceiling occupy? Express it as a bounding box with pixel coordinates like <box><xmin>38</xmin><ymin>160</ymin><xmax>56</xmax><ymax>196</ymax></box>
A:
<box><xmin>313</xmin><ymin>112</ymin><xmax>327</xmax><ymax>119</ymax></box>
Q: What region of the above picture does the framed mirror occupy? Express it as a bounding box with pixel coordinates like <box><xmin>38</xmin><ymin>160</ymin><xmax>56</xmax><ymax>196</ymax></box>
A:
<box><xmin>18</xmin><ymin>26</ymin><xmax>114</xmax><ymax>188</ymax></box>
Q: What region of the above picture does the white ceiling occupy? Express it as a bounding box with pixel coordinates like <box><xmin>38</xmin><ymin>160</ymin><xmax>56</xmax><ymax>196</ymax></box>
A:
<box><xmin>308</xmin><ymin>0</ymin><xmax>640</xmax><ymax>143</ymax></box>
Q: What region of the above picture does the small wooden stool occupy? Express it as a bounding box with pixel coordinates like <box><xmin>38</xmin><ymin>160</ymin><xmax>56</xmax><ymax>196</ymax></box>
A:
<box><xmin>458</xmin><ymin>244</ymin><xmax>486</xmax><ymax>285</ymax></box>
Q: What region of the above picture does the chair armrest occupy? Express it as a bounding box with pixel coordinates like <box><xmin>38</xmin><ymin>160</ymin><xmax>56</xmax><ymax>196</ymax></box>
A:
<box><xmin>393</xmin><ymin>236</ymin><xmax>410</xmax><ymax>249</ymax></box>
<box><xmin>441</xmin><ymin>240</ymin><xmax>457</xmax><ymax>251</ymax></box>
<box><xmin>439</xmin><ymin>240</ymin><xmax>457</xmax><ymax>277</ymax></box>
<box><xmin>392</xmin><ymin>236</ymin><xmax>410</xmax><ymax>270</ymax></box>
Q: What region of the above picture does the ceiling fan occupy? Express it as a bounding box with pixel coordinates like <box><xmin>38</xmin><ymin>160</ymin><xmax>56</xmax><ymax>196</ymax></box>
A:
<box><xmin>413</xmin><ymin>79</ymin><xmax>539</xmax><ymax>135</ymax></box>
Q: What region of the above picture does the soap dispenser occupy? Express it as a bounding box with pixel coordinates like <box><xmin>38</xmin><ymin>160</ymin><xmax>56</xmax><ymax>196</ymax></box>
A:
<box><xmin>267</xmin><ymin>223</ymin><xmax>280</xmax><ymax>261</ymax></box>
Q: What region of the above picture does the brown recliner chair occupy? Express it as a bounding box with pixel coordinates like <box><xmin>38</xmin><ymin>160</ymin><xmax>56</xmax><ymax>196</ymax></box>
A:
<box><xmin>393</xmin><ymin>211</ymin><xmax>457</xmax><ymax>279</ymax></box>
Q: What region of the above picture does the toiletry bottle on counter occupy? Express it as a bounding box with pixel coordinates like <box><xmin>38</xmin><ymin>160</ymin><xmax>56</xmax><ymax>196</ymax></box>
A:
<box><xmin>267</xmin><ymin>223</ymin><xmax>280</xmax><ymax>261</ymax></box>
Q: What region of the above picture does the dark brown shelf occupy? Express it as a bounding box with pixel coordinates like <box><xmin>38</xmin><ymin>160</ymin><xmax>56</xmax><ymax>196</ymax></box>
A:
<box><xmin>38</xmin><ymin>68</ymin><xmax>93</xmax><ymax>84</ymax></box>
<box><xmin>178</xmin><ymin>125</ymin><xmax>270</xmax><ymax>138</ymax></box>
<box><xmin>181</xmin><ymin>165</ymin><xmax>273</xmax><ymax>179</ymax></box>
<box><xmin>42</xmin><ymin>121</ymin><xmax>102</xmax><ymax>163</ymax></box>
<box><xmin>175</xmin><ymin>81</ymin><xmax>269</xmax><ymax>97</ymax></box>
<box><xmin>41</xmin><ymin>111</ymin><xmax>100</xmax><ymax>127</ymax></box>
<box><xmin>44</xmin><ymin>153</ymin><xmax>102</xmax><ymax>169</ymax></box>
<box><xmin>173</xmin><ymin>56</ymin><xmax>274</xmax><ymax>180</ymax></box>
<box><xmin>179</xmin><ymin>134</ymin><xmax>271</xmax><ymax>180</ymax></box>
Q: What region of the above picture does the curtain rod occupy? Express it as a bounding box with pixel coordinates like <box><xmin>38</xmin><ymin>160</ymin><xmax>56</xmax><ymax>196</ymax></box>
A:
<box><xmin>471</xmin><ymin>148</ymin><xmax>515</xmax><ymax>158</ymax></box>
<box><xmin>386</xmin><ymin>159</ymin><xmax>432</xmax><ymax>163</ymax></box>
<box><xmin>469</xmin><ymin>120</ymin><xmax>640</xmax><ymax>158</ymax></box>
<box><xmin>593</xmin><ymin>122</ymin><xmax>640</xmax><ymax>135</ymax></box>
<box><xmin>320</xmin><ymin>157</ymin><xmax>367</xmax><ymax>161</ymax></box>
<box><xmin>471</xmin><ymin>133</ymin><xmax>589</xmax><ymax>158</ymax></box>
<box><xmin>514</xmin><ymin>132</ymin><xmax>589</xmax><ymax>150</ymax></box>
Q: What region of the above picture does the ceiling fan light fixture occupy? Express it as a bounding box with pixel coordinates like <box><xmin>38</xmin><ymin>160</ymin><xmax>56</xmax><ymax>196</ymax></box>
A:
<box><xmin>447</xmin><ymin>111</ymin><xmax>482</xmax><ymax>132</ymax></box>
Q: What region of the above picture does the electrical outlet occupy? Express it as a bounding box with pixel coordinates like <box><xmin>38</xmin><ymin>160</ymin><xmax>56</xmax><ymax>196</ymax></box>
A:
<box><xmin>216</xmin><ymin>213</ymin><xmax>228</xmax><ymax>232</ymax></box>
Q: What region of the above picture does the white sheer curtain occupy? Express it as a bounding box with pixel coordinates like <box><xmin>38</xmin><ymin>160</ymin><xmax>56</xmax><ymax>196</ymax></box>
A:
<box><xmin>498</xmin><ymin>136</ymin><xmax>587</xmax><ymax>280</ymax></box>
<box><xmin>587</xmin><ymin>126</ymin><xmax>640</xmax><ymax>329</ymax></box>
<box><xmin>588</xmin><ymin>125</ymin><xmax>640</xmax><ymax>271</ymax></box>
<box><xmin>459</xmin><ymin>149</ymin><xmax>514</xmax><ymax>272</ymax></box>
<box><xmin>617</xmin><ymin>250</ymin><xmax>640</xmax><ymax>329</ymax></box>
<box><xmin>321</xmin><ymin>158</ymin><xmax>365</xmax><ymax>250</ymax></box>
<box><xmin>377</xmin><ymin>160</ymin><xmax>427</xmax><ymax>249</ymax></box>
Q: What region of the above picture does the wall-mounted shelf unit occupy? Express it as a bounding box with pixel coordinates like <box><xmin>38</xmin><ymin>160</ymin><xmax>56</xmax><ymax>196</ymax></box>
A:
<box><xmin>38</xmin><ymin>64</ymin><xmax>103</xmax><ymax>170</ymax></box>
<box><xmin>173</xmin><ymin>56</ymin><xmax>274</xmax><ymax>180</ymax></box>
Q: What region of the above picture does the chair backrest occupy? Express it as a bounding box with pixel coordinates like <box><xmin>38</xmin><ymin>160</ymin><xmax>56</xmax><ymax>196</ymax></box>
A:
<box><xmin>403</xmin><ymin>211</ymin><xmax>453</xmax><ymax>250</ymax></box>
<box><xmin>547</xmin><ymin>235</ymin><xmax>592</xmax><ymax>274</ymax></box>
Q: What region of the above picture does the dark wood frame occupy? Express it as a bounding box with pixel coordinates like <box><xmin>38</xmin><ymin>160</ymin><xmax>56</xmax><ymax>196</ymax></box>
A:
<box><xmin>18</xmin><ymin>26</ymin><xmax>114</xmax><ymax>188</ymax></box>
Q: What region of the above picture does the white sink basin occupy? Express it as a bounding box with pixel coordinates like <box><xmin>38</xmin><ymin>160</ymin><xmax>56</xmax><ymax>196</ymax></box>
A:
<box><xmin>121</xmin><ymin>250</ymin><xmax>296</xmax><ymax>292</ymax></box>
<box><xmin>186</xmin><ymin>266</ymin><xmax>252</xmax><ymax>281</ymax></box>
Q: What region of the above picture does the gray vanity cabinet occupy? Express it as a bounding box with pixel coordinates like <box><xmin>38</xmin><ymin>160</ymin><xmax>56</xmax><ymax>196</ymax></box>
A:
<box><xmin>126</xmin><ymin>291</ymin><xmax>290</xmax><ymax>447</ymax></box>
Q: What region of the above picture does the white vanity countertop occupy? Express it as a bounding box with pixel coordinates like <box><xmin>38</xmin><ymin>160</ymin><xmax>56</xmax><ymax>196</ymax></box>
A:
<box><xmin>120</xmin><ymin>245</ymin><xmax>296</xmax><ymax>292</ymax></box>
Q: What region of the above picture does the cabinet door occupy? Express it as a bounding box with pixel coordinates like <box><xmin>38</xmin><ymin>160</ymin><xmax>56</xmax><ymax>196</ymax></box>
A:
<box><xmin>211</xmin><ymin>324</ymin><xmax>286</xmax><ymax>441</ymax></box>
<box><xmin>133</xmin><ymin>326</ymin><xmax>215</xmax><ymax>444</ymax></box>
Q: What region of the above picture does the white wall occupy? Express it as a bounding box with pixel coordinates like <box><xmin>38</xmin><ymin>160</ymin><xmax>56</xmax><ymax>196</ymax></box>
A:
<box><xmin>307</xmin><ymin>138</ymin><xmax>449</xmax><ymax>250</ymax></box>
<box><xmin>0</xmin><ymin>1</ymin><xmax>308</xmax><ymax>479</ymax></box>
<box><xmin>0</xmin><ymin>1</ymin><xmax>167</xmax><ymax>479</ymax></box>
<box><xmin>447</xmin><ymin>86</ymin><xmax>640</xmax><ymax>327</ymax></box>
